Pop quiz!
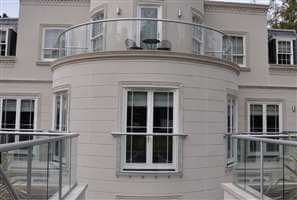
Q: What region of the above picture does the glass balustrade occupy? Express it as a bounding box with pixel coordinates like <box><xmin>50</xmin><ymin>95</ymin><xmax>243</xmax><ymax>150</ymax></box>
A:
<box><xmin>55</xmin><ymin>18</ymin><xmax>233</xmax><ymax>62</ymax></box>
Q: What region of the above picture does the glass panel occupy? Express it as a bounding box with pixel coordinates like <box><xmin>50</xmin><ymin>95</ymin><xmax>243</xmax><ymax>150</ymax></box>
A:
<box><xmin>48</xmin><ymin>141</ymin><xmax>60</xmax><ymax>199</ymax></box>
<box><xmin>126</xmin><ymin>91</ymin><xmax>147</xmax><ymax>133</ymax></box>
<box><xmin>61</xmin><ymin>139</ymin><xmax>71</xmax><ymax>197</ymax></box>
<box><xmin>92</xmin><ymin>12</ymin><xmax>104</xmax><ymax>51</ymax></box>
<box><xmin>55</xmin><ymin>95</ymin><xmax>61</xmax><ymax>131</ymax></box>
<box><xmin>61</xmin><ymin>93</ymin><xmax>68</xmax><ymax>132</ymax></box>
<box><xmin>126</xmin><ymin>135</ymin><xmax>146</xmax><ymax>163</ymax></box>
<box><xmin>233</xmin><ymin>139</ymin><xmax>247</xmax><ymax>189</ymax></box>
<box><xmin>44</xmin><ymin>29</ymin><xmax>64</xmax><ymax>49</ymax></box>
<box><xmin>70</xmin><ymin>137</ymin><xmax>78</xmax><ymax>188</ymax></box>
<box><xmin>152</xmin><ymin>92</ymin><xmax>173</xmax><ymax>164</ymax></box>
<box><xmin>263</xmin><ymin>142</ymin><xmax>283</xmax><ymax>199</ymax></box>
<box><xmin>250</xmin><ymin>104</ymin><xmax>263</xmax><ymax>133</ymax></box>
<box><xmin>0</xmin><ymin>30</ymin><xmax>6</xmax><ymax>44</ymax></box>
<box><xmin>140</xmin><ymin>8</ymin><xmax>159</xmax><ymax>48</ymax></box>
<box><xmin>2</xmin><ymin>99</ymin><xmax>17</xmax><ymax>129</ymax></box>
<box><xmin>30</xmin><ymin>144</ymin><xmax>48</xmax><ymax>199</ymax></box>
<box><xmin>284</xmin><ymin>145</ymin><xmax>297</xmax><ymax>199</ymax></box>
<box><xmin>20</xmin><ymin>100</ymin><xmax>35</xmax><ymax>130</ymax></box>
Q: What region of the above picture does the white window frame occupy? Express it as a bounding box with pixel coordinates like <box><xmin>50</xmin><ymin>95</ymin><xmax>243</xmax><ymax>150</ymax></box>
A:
<box><xmin>0</xmin><ymin>96</ymin><xmax>39</xmax><ymax>131</ymax></box>
<box><xmin>136</xmin><ymin>5</ymin><xmax>163</xmax><ymax>47</ymax></box>
<box><xmin>276</xmin><ymin>38</ymin><xmax>294</xmax><ymax>65</ymax></box>
<box><xmin>224</xmin><ymin>34</ymin><xmax>246</xmax><ymax>67</ymax></box>
<box><xmin>41</xmin><ymin>27</ymin><xmax>66</xmax><ymax>61</ymax></box>
<box><xmin>0</xmin><ymin>28</ymin><xmax>8</xmax><ymax>56</ymax></box>
<box><xmin>91</xmin><ymin>10</ymin><xmax>105</xmax><ymax>52</ymax></box>
<box><xmin>192</xmin><ymin>12</ymin><xmax>204</xmax><ymax>55</ymax></box>
<box><xmin>52</xmin><ymin>90</ymin><xmax>69</xmax><ymax>132</ymax></box>
<box><xmin>121</xmin><ymin>87</ymin><xmax>179</xmax><ymax>172</ymax></box>
<box><xmin>226</xmin><ymin>95</ymin><xmax>238</xmax><ymax>166</ymax></box>
<box><xmin>247</xmin><ymin>102</ymin><xmax>283</xmax><ymax>156</ymax></box>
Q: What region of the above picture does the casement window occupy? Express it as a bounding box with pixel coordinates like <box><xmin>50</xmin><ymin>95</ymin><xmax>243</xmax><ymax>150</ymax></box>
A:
<box><xmin>0</xmin><ymin>28</ymin><xmax>17</xmax><ymax>56</ymax></box>
<box><xmin>121</xmin><ymin>89</ymin><xmax>179</xmax><ymax>172</ymax></box>
<box><xmin>192</xmin><ymin>13</ymin><xmax>204</xmax><ymax>55</ymax></box>
<box><xmin>137</xmin><ymin>5</ymin><xmax>162</xmax><ymax>48</ymax></box>
<box><xmin>0</xmin><ymin>97</ymin><xmax>38</xmax><ymax>142</ymax></box>
<box><xmin>226</xmin><ymin>95</ymin><xmax>237</xmax><ymax>166</ymax></box>
<box><xmin>41</xmin><ymin>27</ymin><xmax>66</xmax><ymax>61</ymax></box>
<box><xmin>53</xmin><ymin>91</ymin><xmax>68</xmax><ymax>132</ymax></box>
<box><xmin>223</xmin><ymin>35</ymin><xmax>246</xmax><ymax>67</ymax></box>
<box><xmin>248</xmin><ymin>102</ymin><xmax>282</xmax><ymax>155</ymax></box>
<box><xmin>91</xmin><ymin>11</ymin><xmax>104</xmax><ymax>52</ymax></box>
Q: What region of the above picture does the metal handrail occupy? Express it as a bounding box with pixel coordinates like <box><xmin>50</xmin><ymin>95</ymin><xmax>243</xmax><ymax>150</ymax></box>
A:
<box><xmin>57</xmin><ymin>17</ymin><xmax>226</xmax><ymax>43</ymax></box>
<box><xmin>232</xmin><ymin>135</ymin><xmax>297</xmax><ymax>147</ymax></box>
<box><xmin>0</xmin><ymin>133</ymin><xmax>78</xmax><ymax>152</ymax></box>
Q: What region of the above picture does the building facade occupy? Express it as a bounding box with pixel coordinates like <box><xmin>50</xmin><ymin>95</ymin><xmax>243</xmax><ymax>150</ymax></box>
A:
<box><xmin>1</xmin><ymin>0</ymin><xmax>297</xmax><ymax>199</ymax></box>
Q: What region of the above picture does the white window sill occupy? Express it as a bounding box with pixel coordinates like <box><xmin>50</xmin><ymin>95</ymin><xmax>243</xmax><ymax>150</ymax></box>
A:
<box><xmin>269</xmin><ymin>64</ymin><xmax>297</xmax><ymax>72</ymax></box>
<box><xmin>117</xmin><ymin>171</ymin><xmax>183</xmax><ymax>177</ymax></box>
<box><xmin>36</xmin><ymin>60</ymin><xmax>53</xmax><ymax>66</ymax></box>
<box><xmin>0</xmin><ymin>56</ymin><xmax>16</xmax><ymax>66</ymax></box>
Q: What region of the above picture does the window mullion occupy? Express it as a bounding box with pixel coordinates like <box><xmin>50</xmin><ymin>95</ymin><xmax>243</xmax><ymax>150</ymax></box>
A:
<box><xmin>59</xmin><ymin>95</ymin><xmax>63</xmax><ymax>132</ymax></box>
<box><xmin>34</xmin><ymin>99</ymin><xmax>38</xmax><ymax>130</ymax></box>
<box><xmin>16</xmin><ymin>99</ymin><xmax>21</xmax><ymax>130</ymax></box>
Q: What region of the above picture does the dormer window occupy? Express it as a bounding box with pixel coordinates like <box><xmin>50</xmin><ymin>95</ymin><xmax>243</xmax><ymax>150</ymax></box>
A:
<box><xmin>277</xmin><ymin>40</ymin><xmax>293</xmax><ymax>65</ymax></box>
<box><xmin>268</xmin><ymin>29</ymin><xmax>297</xmax><ymax>65</ymax></box>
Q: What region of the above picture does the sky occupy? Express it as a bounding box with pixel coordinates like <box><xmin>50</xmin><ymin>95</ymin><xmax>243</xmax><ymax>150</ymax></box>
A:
<box><xmin>0</xmin><ymin>0</ymin><xmax>281</xmax><ymax>18</ymax></box>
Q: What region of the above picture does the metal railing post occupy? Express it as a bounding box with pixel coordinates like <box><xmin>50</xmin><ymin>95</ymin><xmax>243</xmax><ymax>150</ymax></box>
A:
<box><xmin>260</xmin><ymin>141</ymin><xmax>264</xmax><ymax>200</ymax></box>
<box><xmin>59</xmin><ymin>140</ymin><xmax>63</xmax><ymax>200</ymax></box>
<box><xmin>27</xmin><ymin>146</ymin><xmax>33</xmax><ymax>195</ymax></box>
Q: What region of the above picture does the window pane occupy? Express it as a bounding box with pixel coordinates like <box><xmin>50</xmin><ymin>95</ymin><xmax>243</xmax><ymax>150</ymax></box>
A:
<box><xmin>153</xmin><ymin>136</ymin><xmax>173</xmax><ymax>163</ymax></box>
<box><xmin>126</xmin><ymin>91</ymin><xmax>147</xmax><ymax>133</ymax></box>
<box><xmin>140</xmin><ymin>7</ymin><xmax>158</xmax><ymax>48</ymax></box>
<box><xmin>61</xmin><ymin>94</ymin><xmax>68</xmax><ymax>132</ymax></box>
<box><xmin>20</xmin><ymin>100</ymin><xmax>35</xmax><ymax>130</ymax></box>
<box><xmin>55</xmin><ymin>95</ymin><xmax>60</xmax><ymax>131</ymax></box>
<box><xmin>126</xmin><ymin>135</ymin><xmax>146</xmax><ymax>163</ymax></box>
<box><xmin>267</xmin><ymin>105</ymin><xmax>279</xmax><ymax>132</ymax></box>
<box><xmin>153</xmin><ymin>92</ymin><xmax>173</xmax><ymax>133</ymax></box>
<box><xmin>44</xmin><ymin>29</ymin><xmax>64</xmax><ymax>48</ymax></box>
<box><xmin>2</xmin><ymin>99</ymin><xmax>16</xmax><ymax>129</ymax></box>
<box><xmin>0</xmin><ymin>30</ymin><xmax>6</xmax><ymax>44</ymax></box>
<box><xmin>223</xmin><ymin>36</ymin><xmax>244</xmax><ymax>65</ymax></box>
<box><xmin>153</xmin><ymin>92</ymin><xmax>173</xmax><ymax>164</ymax></box>
<box><xmin>250</xmin><ymin>104</ymin><xmax>263</xmax><ymax>132</ymax></box>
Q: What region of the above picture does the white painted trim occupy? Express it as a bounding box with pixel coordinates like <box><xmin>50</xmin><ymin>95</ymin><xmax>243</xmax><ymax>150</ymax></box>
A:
<box><xmin>275</xmin><ymin>37</ymin><xmax>294</xmax><ymax>65</ymax></box>
<box><xmin>121</xmin><ymin>88</ymin><xmax>179</xmax><ymax>172</ymax></box>
<box><xmin>41</xmin><ymin>27</ymin><xmax>66</xmax><ymax>61</ymax></box>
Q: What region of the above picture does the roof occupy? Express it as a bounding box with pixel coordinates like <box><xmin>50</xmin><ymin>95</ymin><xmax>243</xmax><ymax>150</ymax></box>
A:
<box><xmin>268</xmin><ymin>29</ymin><xmax>297</xmax><ymax>39</ymax></box>
<box><xmin>0</xmin><ymin>18</ymin><xmax>18</xmax><ymax>26</ymax></box>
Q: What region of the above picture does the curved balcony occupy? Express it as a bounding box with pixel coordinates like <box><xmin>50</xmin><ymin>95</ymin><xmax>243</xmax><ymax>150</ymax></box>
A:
<box><xmin>56</xmin><ymin>18</ymin><xmax>232</xmax><ymax>61</ymax></box>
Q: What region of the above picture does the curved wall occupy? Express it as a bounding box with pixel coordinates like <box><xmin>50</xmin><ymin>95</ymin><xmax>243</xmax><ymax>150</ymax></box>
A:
<box><xmin>52</xmin><ymin>52</ymin><xmax>239</xmax><ymax>199</ymax></box>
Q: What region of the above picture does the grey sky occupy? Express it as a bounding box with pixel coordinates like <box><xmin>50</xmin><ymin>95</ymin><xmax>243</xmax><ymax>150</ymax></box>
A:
<box><xmin>0</xmin><ymin>0</ymin><xmax>279</xmax><ymax>18</ymax></box>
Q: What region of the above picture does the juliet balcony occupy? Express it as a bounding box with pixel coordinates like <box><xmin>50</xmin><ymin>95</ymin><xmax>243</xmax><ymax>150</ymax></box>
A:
<box><xmin>0</xmin><ymin>130</ymin><xmax>87</xmax><ymax>200</ymax></box>
<box><xmin>54</xmin><ymin>18</ymin><xmax>234</xmax><ymax>62</ymax></box>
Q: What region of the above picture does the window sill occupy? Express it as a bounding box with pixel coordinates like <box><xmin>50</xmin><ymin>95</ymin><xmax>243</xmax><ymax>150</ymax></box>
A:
<box><xmin>239</xmin><ymin>66</ymin><xmax>251</xmax><ymax>72</ymax></box>
<box><xmin>117</xmin><ymin>171</ymin><xmax>183</xmax><ymax>177</ymax></box>
<box><xmin>269</xmin><ymin>64</ymin><xmax>297</xmax><ymax>72</ymax></box>
<box><xmin>0</xmin><ymin>56</ymin><xmax>16</xmax><ymax>66</ymax></box>
<box><xmin>36</xmin><ymin>60</ymin><xmax>53</xmax><ymax>66</ymax></box>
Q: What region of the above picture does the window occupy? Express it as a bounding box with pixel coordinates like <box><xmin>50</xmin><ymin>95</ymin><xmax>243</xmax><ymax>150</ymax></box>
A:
<box><xmin>277</xmin><ymin>40</ymin><xmax>293</xmax><ymax>65</ymax></box>
<box><xmin>226</xmin><ymin>95</ymin><xmax>237</xmax><ymax>166</ymax></box>
<box><xmin>0</xmin><ymin>30</ymin><xmax>8</xmax><ymax>56</ymax></box>
<box><xmin>248</xmin><ymin>102</ymin><xmax>282</xmax><ymax>155</ymax></box>
<box><xmin>223</xmin><ymin>35</ymin><xmax>246</xmax><ymax>66</ymax></box>
<box><xmin>0</xmin><ymin>97</ymin><xmax>38</xmax><ymax>142</ymax></box>
<box><xmin>91</xmin><ymin>11</ymin><xmax>104</xmax><ymax>52</ymax></box>
<box><xmin>0</xmin><ymin>28</ymin><xmax>17</xmax><ymax>56</ymax></box>
<box><xmin>53</xmin><ymin>91</ymin><xmax>68</xmax><ymax>132</ymax></box>
<box><xmin>42</xmin><ymin>27</ymin><xmax>65</xmax><ymax>61</ymax></box>
<box><xmin>192</xmin><ymin>13</ymin><xmax>203</xmax><ymax>55</ymax></box>
<box><xmin>137</xmin><ymin>5</ymin><xmax>162</xmax><ymax>48</ymax></box>
<box><xmin>122</xmin><ymin>89</ymin><xmax>178</xmax><ymax>172</ymax></box>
